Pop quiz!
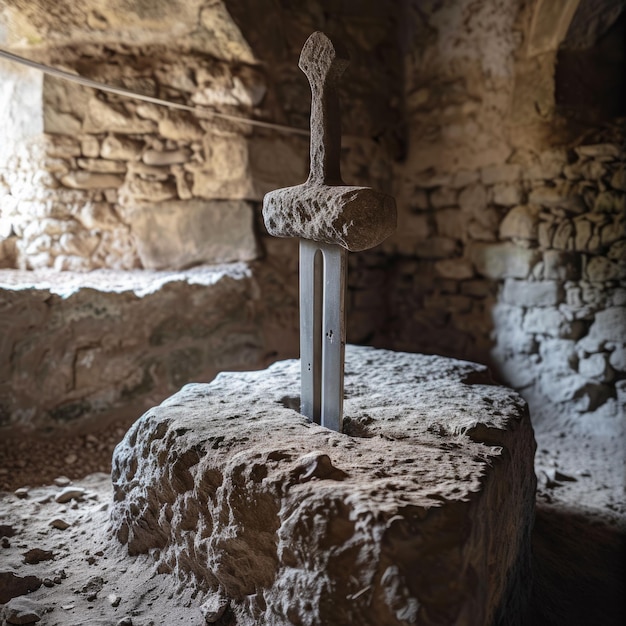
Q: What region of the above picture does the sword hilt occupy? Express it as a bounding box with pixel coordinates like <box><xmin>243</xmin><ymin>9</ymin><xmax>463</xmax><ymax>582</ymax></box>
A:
<box><xmin>298</xmin><ymin>32</ymin><xmax>349</xmax><ymax>186</ymax></box>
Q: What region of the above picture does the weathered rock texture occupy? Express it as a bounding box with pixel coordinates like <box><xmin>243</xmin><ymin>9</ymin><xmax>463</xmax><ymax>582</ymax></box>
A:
<box><xmin>110</xmin><ymin>345</ymin><xmax>536</xmax><ymax>626</ymax></box>
<box><xmin>0</xmin><ymin>263</ymin><xmax>297</xmax><ymax>430</ymax></box>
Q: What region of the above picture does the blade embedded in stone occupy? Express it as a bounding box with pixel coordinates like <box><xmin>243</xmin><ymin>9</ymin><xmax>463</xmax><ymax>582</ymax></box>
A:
<box><xmin>262</xmin><ymin>32</ymin><xmax>397</xmax><ymax>433</ymax></box>
<box><xmin>300</xmin><ymin>239</ymin><xmax>346</xmax><ymax>431</ymax></box>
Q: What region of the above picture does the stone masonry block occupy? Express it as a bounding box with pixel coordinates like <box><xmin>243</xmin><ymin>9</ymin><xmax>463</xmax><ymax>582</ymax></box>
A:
<box><xmin>609</xmin><ymin>345</ymin><xmax>626</xmax><ymax>372</ymax></box>
<box><xmin>471</xmin><ymin>243</ymin><xmax>541</xmax><ymax>280</ymax></box>
<box><xmin>458</xmin><ymin>183</ymin><xmax>488</xmax><ymax>215</ymax></box>
<box><xmin>110</xmin><ymin>346</ymin><xmax>536</xmax><ymax>626</ymax></box>
<box><xmin>492</xmin><ymin>183</ymin><xmax>522</xmax><ymax>206</ymax></box>
<box><xmin>578</xmin><ymin>353</ymin><xmax>613</xmax><ymax>382</ymax></box>
<box><xmin>480</xmin><ymin>164</ymin><xmax>521</xmax><ymax>185</ymax></box>
<box><xmin>587</xmin><ymin>307</ymin><xmax>626</xmax><ymax>344</ymax></box>
<box><xmin>434</xmin><ymin>258</ymin><xmax>474</xmax><ymax>280</ymax></box>
<box><xmin>499</xmin><ymin>205</ymin><xmax>540</xmax><ymax>240</ymax></box>
<box><xmin>585</xmin><ymin>256</ymin><xmax>626</xmax><ymax>282</ymax></box>
<box><xmin>124</xmin><ymin>199</ymin><xmax>258</xmax><ymax>269</ymax></box>
<box><xmin>522</xmin><ymin>307</ymin><xmax>585</xmax><ymax>339</ymax></box>
<box><xmin>501</xmin><ymin>279</ymin><xmax>562</xmax><ymax>307</ymax></box>
<box><xmin>538</xmin><ymin>338</ymin><xmax>577</xmax><ymax>375</ymax></box>
<box><xmin>543</xmin><ymin>250</ymin><xmax>581</xmax><ymax>281</ymax></box>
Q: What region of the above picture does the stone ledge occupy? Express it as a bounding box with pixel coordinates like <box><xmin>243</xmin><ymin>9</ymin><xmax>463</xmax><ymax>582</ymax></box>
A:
<box><xmin>0</xmin><ymin>264</ymin><xmax>281</xmax><ymax>431</ymax></box>
<box><xmin>110</xmin><ymin>345</ymin><xmax>536</xmax><ymax>626</ymax></box>
<box><xmin>0</xmin><ymin>264</ymin><xmax>252</xmax><ymax>296</ymax></box>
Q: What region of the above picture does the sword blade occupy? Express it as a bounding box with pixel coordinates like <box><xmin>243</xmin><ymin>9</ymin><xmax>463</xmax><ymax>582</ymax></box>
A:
<box><xmin>299</xmin><ymin>239</ymin><xmax>347</xmax><ymax>431</ymax></box>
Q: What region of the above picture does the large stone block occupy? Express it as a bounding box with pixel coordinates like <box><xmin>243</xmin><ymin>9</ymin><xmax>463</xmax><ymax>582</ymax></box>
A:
<box><xmin>0</xmin><ymin>264</ymin><xmax>283</xmax><ymax>430</ymax></box>
<box><xmin>110</xmin><ymin>346</ymin><xmax>536</xmax><ymax>626</ymax></box>
<box><xmin>537</xmin><ymin>338</ymin><xmax>577</xmax><ymax>375</ymax></box>
<box><xmin>499</xmin><ymin>205</ymin><xmax>540</xmax><ymax>240</ymax></box>
<box><xmin>522</xmin><ymin>307</ymin><xmax>585</xmax><ymax>339</ymax></box>
<box><xmin>124</xmin><ymin>199</ymin><xmax>258</xmax><ymax>269</ymax></box>
<box><xmin>501</xmin><ymin>279</ymin><xmax>562</xmax><ymax>307</ymax></box>
<box><xmin>585</xmin><ymin>256</ymin><xmax>626</xmax><ymax>282</ymax></box>
<box><xmin>470</xmin><ymin>242</ymin><xmax>541</xmax><ymax>279</ymax></box>
<box><xmin>587</xmin><ymin>307</ymin><xmax>626</xmax><ymax>344</ymax></box>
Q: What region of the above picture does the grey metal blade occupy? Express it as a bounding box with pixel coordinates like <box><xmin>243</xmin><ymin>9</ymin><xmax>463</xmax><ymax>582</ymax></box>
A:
<box><xmin>299</xmin><ymin>239</ymin><xmax>346</xmax><ymax>431</ymax></box>
<box><xmin>300</xmin><ymin>239</ymin><xmax>323</xmax><ymax>423</ymax></box>
<box><xmin>320</xmin><ymin>242</ymin><xmax>347</xmax><ymax>432</ymax></box>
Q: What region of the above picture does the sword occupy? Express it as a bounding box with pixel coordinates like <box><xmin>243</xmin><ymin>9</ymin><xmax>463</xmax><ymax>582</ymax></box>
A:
<box><xmin>263</xmin><ymin>32</ymin><xmax>396</xmax><ymax>431</ymax></box>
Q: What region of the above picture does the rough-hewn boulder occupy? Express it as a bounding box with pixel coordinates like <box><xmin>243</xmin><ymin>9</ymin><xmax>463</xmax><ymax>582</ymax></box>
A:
<box><xmin>110</xmin><ymin>345</ymin><xmax>536</xmax><ymax>626</ymax></box>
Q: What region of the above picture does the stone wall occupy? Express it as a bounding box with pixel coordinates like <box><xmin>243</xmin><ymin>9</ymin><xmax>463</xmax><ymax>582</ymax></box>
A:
<box><xmin>345</xmin><ymin>0</ymin><xmax>626</xmax><ymax>430</ymax></box>
<box><xmin>0</xmin><ymin>45</ymin><xmax>308</xmax><ymax>271</ymax></box>
<box><xmin>376</xmin><ymin>141</ymin><xmax>625</xmax><ymax>426</ymax></box>
<box><xmin>0</xmin><ymin>1</ymin><xmax>402</xmax><ymax>274</ymax></box>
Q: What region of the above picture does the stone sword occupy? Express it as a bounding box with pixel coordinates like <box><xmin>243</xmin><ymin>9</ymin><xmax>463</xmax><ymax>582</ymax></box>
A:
<box><xmin>263</xmin><ymin>32</ymin><xmax>396</xmax><ymax>432</ymax></box>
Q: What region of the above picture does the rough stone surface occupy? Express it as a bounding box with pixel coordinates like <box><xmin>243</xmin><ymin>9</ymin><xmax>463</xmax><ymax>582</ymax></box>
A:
<box><xmin>0</xmin><ymin>571</ymin><xmax>42</xmax><ymax>604</ymax></box>
<box><xmin>264</xmin><ymin>184</ymin><xmax>397</xmax><ymax>251</ymax></box>
<box><xmin>0</xmin><ymin>264</ymin><xmax>296</xmax><ymax>431</ymax></box>
<box><xmin>2</xmin><ymin>597</ymin><xmax>42</xmax><ymax>624</ymax></box>
<box><xmin>122</xmin><ymin>200</ymin><xmax>258</xmax><ymax>270</ymax></box>
<box><xmin>110</xmin><ymin>346</ymin><xmax>536</xmax><ymax>626</ymax></box>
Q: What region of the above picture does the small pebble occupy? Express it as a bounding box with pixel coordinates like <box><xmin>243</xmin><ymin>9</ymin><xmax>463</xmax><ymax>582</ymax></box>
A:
<box><xmin>14</xmin><ymin>487</ymin><xmax>29</xmax><ymax>499</ymax></box>
<box><xmin>2</xmin><ymin>537</ymin><xmax>11</xmax><ymax>548</ymax></box>
<box><xmin>64</xmin><ymin>454</ymin><xmax>78</xmax><ymax>465</ymax></box>
<box><xmin>54</xmin><ymin>487</ymin><xmax>85</xmax><ymax>504</ymax></box>
<box><xmin>49</xmin><ymin>518</ymin><xmax>71</xmax><ymax>530</ymax></box>
<box><xmin>23</xmin><ymin>548</ymin><xmax>55</xmax><ymax>564</ymax></box>
<box><xmin>86</xmin><ymin>555</ymin><xmax>96</xmax><ymax>565</ymax></box>
<box><xmin>87</xmin><ymin>592</ymin><xmax>98</xmax><ymax>602</ymax></box>
<box><xmin>116</xmin><ymin>618</ymin><xmax>133</xmax><ymax>626</ymax></box>
<box><xmin>36</xmin><ymin>494</ymin><xmax>53</xmax><ymax>505</ymax></box>
<box><xmin>53</xmin><ymin>576</ymin><xmax>62</xmax><ymax>585</ymax></box>
<box><xmin>43</xmin><ymin>578</ymin><xmax>55</xmax><ymax>588</ymax></box>
<box><xmin>3</xmin><ymin>596</ymin><xmax>43</xmax><ymax>624</ymax></box>
<box><xmin>108</xmin><ymin>593</ymin><xmax>121</xmax><ymax>607</ymax></box>
<box><xmin>53</xmin><ymin>476</ymin><xmax>71</xmax><ymax>487</ymax></box>
<box><xmin>554</xmin><ymin>469</ymin><xmax>577</xmax><ymax>482</ymax></box>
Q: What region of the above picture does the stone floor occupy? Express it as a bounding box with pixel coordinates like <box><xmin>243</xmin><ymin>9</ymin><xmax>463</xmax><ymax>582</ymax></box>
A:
<box><xmin>1</xmin><ymin>369</ymin><xmax>624</xmax><ymax>626</ymax></box>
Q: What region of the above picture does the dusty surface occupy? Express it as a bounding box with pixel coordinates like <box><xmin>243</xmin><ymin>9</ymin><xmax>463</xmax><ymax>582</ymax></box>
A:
<box><xmin>0</xmin><ymin>263</ymin><xmax>299</xmax><ymax>433</ymax></box>
<box><xmin>0</xmin><ymin>473</ymin><xmax>205</xmax><ymax>626</ymax></box>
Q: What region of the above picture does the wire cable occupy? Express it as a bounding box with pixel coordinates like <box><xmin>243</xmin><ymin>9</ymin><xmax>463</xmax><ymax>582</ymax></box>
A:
<box><xmin>0</xmin><ymin>48</ymin><xmax>310</xmax><ymax>136</ymax></box>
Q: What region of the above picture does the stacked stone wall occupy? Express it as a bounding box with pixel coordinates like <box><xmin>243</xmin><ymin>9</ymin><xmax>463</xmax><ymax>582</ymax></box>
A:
<box><xmin>0</xmin><ymin>45</ymin><xmax>311</xmax><ymax>272</ymax></box>
<box><xmin>369</xmin><ymin>140</ymin><xmax>625</xmax><ymax>424</ymax></box>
